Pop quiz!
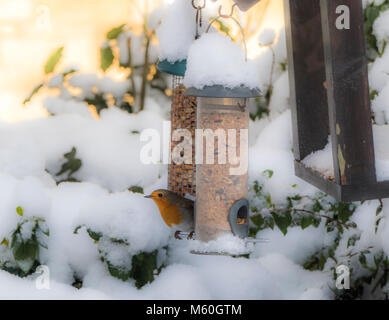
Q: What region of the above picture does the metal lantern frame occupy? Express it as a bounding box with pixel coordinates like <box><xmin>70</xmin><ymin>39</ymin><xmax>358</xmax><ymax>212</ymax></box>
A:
<box><xmin>284</xmin><ymin>0</ymin><xmax>389</xmax><ymax>202</ymax></box>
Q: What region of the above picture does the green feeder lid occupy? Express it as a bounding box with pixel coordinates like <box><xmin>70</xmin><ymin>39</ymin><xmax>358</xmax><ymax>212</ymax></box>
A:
<box><xmin>184</xmin><ymin>85</ymin><xmax>261</xmax><ymax>98</ymax></box>
<box><xmin>157</xmin><ymin>59</ymin><xmax>187</xmax><ymax>77</ymax></box>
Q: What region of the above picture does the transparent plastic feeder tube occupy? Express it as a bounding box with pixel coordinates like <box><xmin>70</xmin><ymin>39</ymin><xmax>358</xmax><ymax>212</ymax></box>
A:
<box><xmin>195</xmin><ymin>97</ymin><xmax>249</xmax><ymax>241</ymax></box>
<box><xmin>168</xmin><ymin>75</ymin><xmax>197</xmax><ymax>197</ymax></box>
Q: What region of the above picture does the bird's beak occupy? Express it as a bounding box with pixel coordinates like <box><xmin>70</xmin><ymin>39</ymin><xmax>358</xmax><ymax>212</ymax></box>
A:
<box><xmin>144</xmin><ymin>195</ymin><xmax>152</xmax><ymax>198</ymax></box>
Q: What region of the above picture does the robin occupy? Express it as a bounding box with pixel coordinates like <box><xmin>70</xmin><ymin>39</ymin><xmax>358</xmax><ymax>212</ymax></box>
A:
<box><xmin>144</xmin><ymin>189</ymin><xmax>195</xmax><ymax>239</ymax></box>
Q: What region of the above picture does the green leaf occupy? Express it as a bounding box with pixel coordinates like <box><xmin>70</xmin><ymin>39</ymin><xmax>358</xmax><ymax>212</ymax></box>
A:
<box><xmin>16</xmin><ymin>206</ymin><xmax>23</xmax><ymax>217</ymax></box>
<box><xmin>130</xmin><ymin>250</ymin><xmax>158</xmax><ymax>289</ymax></box>
<box><xmin>87</xmin><ymin>229</ymin><xmax>103</xmax><ymax>242</ymax></box>
<box><xmin>44</xmin><ymin>47</ymin><xmax>64</xmax><ymax>74</ymax></box>
<box><xmin>312</xmin><ymin>200</ymin><xmax>323</xmax><ymax>212</ymax></box>
<box><xmin>251</xmin><ymin>214</ymin><xmax>265</xmax><ymax>228</ymax></box>
<box><xmin>100</xmin><ymin>45</ymin><xmax>114</xmax><ymax>72</ymax></box>
<box><xmin>12</xmin><ymin>239</ymin><xmax>38</xmax><ymax>273</ymax></box>
<box><xmin>23</xmin><ymin>83</ymin><xmax>44</xmax><ymax>105</ymax></box>
<box><xmin>272</xmin><ymin>211</ymin><xmax>292</xmax><ymax>235</ymax></box>
<box><xmin>359</xmin><ymin>253</ymin><xmax>367</xmax><ymax>267</ymax></box>
<box><xmin>347</xmin><ymin>234</ymin><xmax>361</xmax><ymax>248</ymax></box>
<box><xmin>376</xmin><ymin>202</ymin><xmax>383</xmax><ymax>216</ymax></box>
<box><xmin>264</xmin><ymin>215</ymin><xmax>274</xmax><ymax>230</ymax></box>
<box><xmin>107</xmin><ymin>261</ymin><xmax>131</xmax><ymax>281</ymax></box>
<box><xmin>0</xmin><ymin>237</ymin><xmax>9</xmax><ymax>247</ymax></box>
<box><xmin>300</xmin><ymin>215</ymin><xmax>314</xmax><ymax>230</ymax></box>
<box><xmin>56</xmin><ymin>147</ymin><xmax>82</xmax><ymax>179</ymax></box>
<box><xmin>107</xmin><ymin>24</ymin><xmax>126</xmax><ymax>40</ymax></box>
<box><xmin>214</xmin><ymin>19</ymin><xmax>230</xmax><ymax>36</ymax></box>
<box><xmin>263</xmin><ymin>169</ymin><xmax>274</xmax><ymax>178</ymax></box>
<box><xmin>73</xmin><ymin>225</ymin><xmax>83</xmax><ymax>234</ymax></box>
<box><xmin>128</xmin><ymin>186</ymin><xmax>144</xmax><ymax>194</ymax></box>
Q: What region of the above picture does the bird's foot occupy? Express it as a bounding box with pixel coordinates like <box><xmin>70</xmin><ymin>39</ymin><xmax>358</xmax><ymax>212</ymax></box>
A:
<box><xmin>174</xmin><ymin>231</ymin><xmax>183</xmax><ymax>240</ymax></box>
<box><xmin>187</xmin><ymin>231</ymin><xmax>195</xmax><ymax>240</ymax></box>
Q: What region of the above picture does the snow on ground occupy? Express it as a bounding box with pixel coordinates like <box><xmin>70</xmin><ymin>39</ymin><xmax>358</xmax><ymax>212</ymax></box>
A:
<box><xmin>2</xmin><ymin>0</ymin><xmax>389</xmax><ymax>300</ymax></box>
<box><xmin>0</xmin><ymin>100</ymin><xmax>333</xmax><ymax>299</ymax></box>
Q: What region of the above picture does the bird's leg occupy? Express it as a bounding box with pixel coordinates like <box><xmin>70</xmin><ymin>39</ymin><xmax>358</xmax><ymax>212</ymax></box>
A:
<box><xmin>174</xmin><ymin>230</ymin><xmax>183</xmax><ymax>240</ymax></box>
<box><xmin>187</xmin><ymin>231</ymin><xmax>195</xmax><ymax>240</ymax></box>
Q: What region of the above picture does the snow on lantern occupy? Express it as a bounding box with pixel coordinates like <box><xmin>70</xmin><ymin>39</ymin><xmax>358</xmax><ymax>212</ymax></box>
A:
<box><xmin>184</xmin><ymin>5</ymin><xmax>261</xmax><ymax>254</ymax></box>
<box><xmin>156</xmin><ymin>0</ymin><xmax>208</xmax><ymax>197</ymax></box>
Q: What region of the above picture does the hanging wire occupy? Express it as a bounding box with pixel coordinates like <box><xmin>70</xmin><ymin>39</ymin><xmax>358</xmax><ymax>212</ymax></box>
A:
<box><xmin>206</xmin><ymin>3</ymin><xmax>248</xmax><ymax>61</ymax></box>
<box><xmin>192</xmin><ymin>0</ymin><xmax>207</xmax><ymax>39</ymax></box>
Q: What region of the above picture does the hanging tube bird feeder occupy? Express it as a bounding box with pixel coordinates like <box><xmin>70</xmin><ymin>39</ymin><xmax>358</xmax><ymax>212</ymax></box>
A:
<box><xmin>184</xmin><ymin>4</ymin><xmax>261</xmax><ymax>252</ymax></box>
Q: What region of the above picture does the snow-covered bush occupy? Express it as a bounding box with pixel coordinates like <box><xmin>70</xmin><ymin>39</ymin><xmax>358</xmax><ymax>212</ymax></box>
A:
<box><xmin>73</xmin><ymin>192</ymin><xmax>169</xmax><ymax>288</ymax></box>
<box><xmin>0</xmin><ymin>206</ymin><xmax>49</xmax><ymax>277</ymax></box>
<box><xmin>24</xmin><ymin>17</ymin><xmax>170</xmax><ymax>115</ymax></box>
<box><xmin>2</xmin><ymin>0</ymin><xmax>389</xmax><ymax>300</ymax></box>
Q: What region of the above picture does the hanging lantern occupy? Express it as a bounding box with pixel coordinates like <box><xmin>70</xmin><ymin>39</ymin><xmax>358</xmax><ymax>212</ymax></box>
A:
<box><xmin>184</xmin><ymin>4</ymin><xmax>261</xmax><ymax>252</ymax></box>
<box><xmin>284</xmin><ymin>0</ymin><xmax>389</xmax><ymax>202</ymax></box>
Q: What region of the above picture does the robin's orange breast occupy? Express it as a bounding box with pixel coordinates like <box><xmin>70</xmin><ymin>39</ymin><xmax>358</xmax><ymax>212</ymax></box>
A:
<box><xmin>154</xmin><ymin>200</ymin><xmax>184</xmax><ymax>227</ymax></box>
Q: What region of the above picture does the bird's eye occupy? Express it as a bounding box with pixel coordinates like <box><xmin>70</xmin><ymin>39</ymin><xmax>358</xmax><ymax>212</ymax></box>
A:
<box><xmin>158</xmin><ymin>193</ymin><xmax>163</xmax><ymax>198</ymax></box>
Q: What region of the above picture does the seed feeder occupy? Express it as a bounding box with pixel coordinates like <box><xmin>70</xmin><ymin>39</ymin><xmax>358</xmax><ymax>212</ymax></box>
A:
<box><xmin>284</xmin><ymin>0</ymin><xmax>389</xmax><ymax>202</ymax></box>
<box><xmin>184</xmin><ymin>4</ymin><xmax>264</xmax><ymax>255</ymax></box>
<box><xmin>157</xmin><ymin>0</ymin><xmax>208</xmax><ymax>197</ymax></box>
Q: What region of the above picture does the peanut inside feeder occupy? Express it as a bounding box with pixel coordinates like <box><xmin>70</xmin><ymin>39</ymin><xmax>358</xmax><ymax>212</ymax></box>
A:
<box><xmin>168</xmin><ymin>75</ymin><xmax>197</xmax><ymax>197</ymax></box>
<box><xmin>185</xmin><ymin>86</ymin><xmax>260</xmax><ymax>244</ymax></box>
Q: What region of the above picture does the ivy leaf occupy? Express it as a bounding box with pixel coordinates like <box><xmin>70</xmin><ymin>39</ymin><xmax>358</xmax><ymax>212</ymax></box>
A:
<box><xmin>44</xmin><ymin>47</ymin><xmax>64</xmax><ymax>74</ymax></box>
<box><xmin>0</xmin><ymin>237</ymin><xmax>9</xmax><ymax>247</ymax></box>
<box><xmin>251</xmin><ymin>214</ymin><xmax>265</xmax><ymax>228</ymax></box>
<box><xmin>129</xmin><ymin>250</ymin><xmax>158</xmax><ymax>289</ymax></box>
<box><xmin>128</xmin><ymin>186</ymin><xmax>144</xmax><ymax>194</ymax></box>
<box><xmin>107</xmin><ymin>24</ymin><xmax>126</xmax><ymax>40</ymax></box>
<box><xmin>359</xmin><ymin>253</ymin><xmax>367</xmax><ymax>268</ymax></box>
<box><xmin>73</xmin><ymin>225</ymin><xmax>83</xmax><ymax>234</ymax></box>
<box><xmin>263</xmin><ymin>169</ymin><xmax>274</xmax><ymax>178</ymax></box>
<box><xmin>347</xmin><ymin>234</ymin><xmax>360</xmax><ymax>248</ymax></box>
<box><xmin>23</xmin><ymin>83</ymin><xmax>44</xmax><ymax>105</ymax></box>
<box><xmin>300</xmin><ymin>215</ymin><xmax>314</xmax><ymax>230</ymax></box>
<box><xmin>12</xmin><ymin>238</ymin><xmax>38</xmax><ymax>274</ymax></box>
<box><xmin>107</xmin><ymin>261</ymin><xmax>131</xmax><ymax>282</ymax></box>
<box><xmin>214</xmin><ymin>19</ymin><xmax>230</xmax><ymax>36</ymax></box>
<box><xmin>86</xmin><ymin>229</ymin><xmax>103</xmax><ymax>242</ymax></box>
<box><xmin>376</xmin><ymin>202</ymin><xmax>383</xmax><ymax>216</ymax></box>
<box><xmin>16</xmin><ymin>206</ymin><xmax>23</xmax><ymax>217</ymax></box>
<box><xmin>56</xmin><ymin>147</ymin><xmax>82</xmax><ymax>178</ymax></box>
<box><xmin>101</xmin><ymin>44</ymin><xmax>114</xmax><ymax>72</ymax></box>
<box><xmin>264</xmin><ymin>216</ymin><xmax>274</xmax><ymax>230</ymax></box>
<box><xmin>271</xmin><ymin>211</ymin><xmax>292</xmax><ymax>235</ymax></box>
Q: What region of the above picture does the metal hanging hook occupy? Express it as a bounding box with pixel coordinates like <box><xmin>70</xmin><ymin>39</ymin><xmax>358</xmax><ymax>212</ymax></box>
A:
<box><xmin>206</xmin><ymin>4</ymin><xmax>248</xmax><ymax>61</ymax></box>
<box><xmin>191</xmin><ymin>0</ymin><xmax>206</xmax><ymax>10</ymax></box>
<box><xmin>192</xmin><ymin>0</ymin><xmax>207</xmax><ymax>39</ymax></box>
<box><xmin>218</xmin><ymin>3</ymin><xmax>237</xmax><ymax>18</ymax></box>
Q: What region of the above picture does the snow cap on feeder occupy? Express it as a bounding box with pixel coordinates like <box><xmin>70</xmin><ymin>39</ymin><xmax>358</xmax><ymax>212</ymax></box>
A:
<box><xmin>156</xmin><ymin>0</ymin><xmax>208</xmax><ymax>76</ymax></box>
<box><xmin>184</xmin><ymin>5</ymin><xmax>261</xmax><ymax>97</ymax></box>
